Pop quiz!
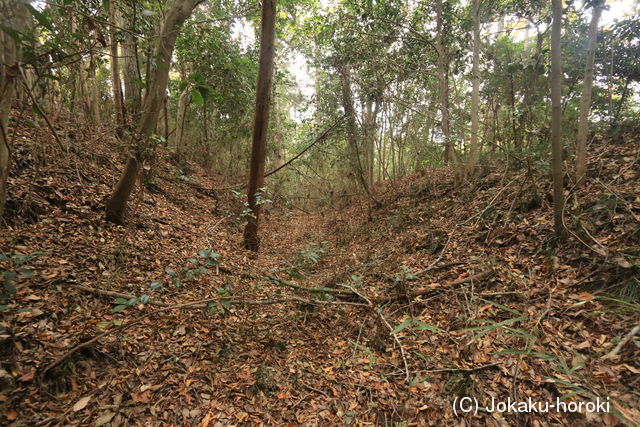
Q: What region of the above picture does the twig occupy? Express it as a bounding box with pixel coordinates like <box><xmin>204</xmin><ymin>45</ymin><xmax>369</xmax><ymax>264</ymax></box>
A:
<box><xmin>267</xmin><ymin>274</ymin><xmax>354</xmax><ymax>296</ymax></box>
<box><xmin>604</xmin><ymin>323</ymin><xmax>640</xmax><ymax>359</ymax></box>
<box><xmin>376</xmin><ymin>307</ymin><xmax>411</xmax><ymax>382</ymax></box>
<box><xmin>371</xmin><ymin>270</ymin><xmax>494</xmax><ymax>303</ymax></box>
<box><xmin>18</xmin><ymin>65</ymin><xmax>65</xmax><ymax>151</ymax></box>
<box><xmin>338</xmin><ymin>282</ymin><xmax>410</xmax><ymax>382</ymax></box>
<box><xmin>419</xmin><ymin>362</ymin><xmax>501</xmax><ymax>374</ymax></box>
<box><xmin>264</xmin><ymin>115</ymin><xmax>345</xmax><ymax>178</ymax></box>
<box><xmin>301</xmin><ymin>382</ymin><xmax>330</xmax><ymax>398</ymax></box>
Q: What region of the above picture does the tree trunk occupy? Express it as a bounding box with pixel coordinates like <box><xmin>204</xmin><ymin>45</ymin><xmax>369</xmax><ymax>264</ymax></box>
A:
<box><xmin>87</xmin><ymin>53</ymin><xmax>100</xmax><ymax>123</ymax></box>
<box><xmin>273</xmin><ymin>96</ymin><xmax>285</xmax><ymax>169</ymax></box>
<box><xmin>337</xmin><ymin>63</ymin><xmax>377</xmax><ymax>203</ymax></box>
<box><xmin>121</xmin><ymin>2</ymin><xmax>142</xmax><ymax>124</ymax></box>
<box><xmin>174</xmin><ymin>87</ymin><xmax>190</xmax><ymax>157</ymax></box>
<box><xmin>106</xmin><ymin>0</ymin><xmax>201</xmax><ymax>223</ymax></box>
<box><xmin>109</xmin><ymin>0</ymin><xmax>125</xmax><ymax>134</ymax></box>
<box><xmin>467</xmin><ymin>0</ymin><xmax>481</xmax><ymax>175</ymax></box>
<box><xmin>243</xmin><ymin>0</ymin><xmax>277</xmax><ymax>252</ymax></box>
<box><xmin>550</xmin><ymin>0</ymin><xmax>564</xmax><ymax>238</ymax></box>
<box><xmin>436</xmin><ymin>0</ymin><xmax>452</xmax><ymax>164</ymax></box>
<box><xmin>162</xmin><ymin>95</ymin><xmax>169</xmax><ymax>141</ymax></box>
<box><xmin>202</xmin><ymin>98</ymin><xmax>208</xmax><ymax>140</ymax></box>
<box><xmin>575</xmin><ymin>0</ymin><xmax>603</xmax><ymax>186</ymax></box>
<box><xmin>0</xmin><ymin>0</ymin><xmax>30</xmax><ymax>220</ymax></box>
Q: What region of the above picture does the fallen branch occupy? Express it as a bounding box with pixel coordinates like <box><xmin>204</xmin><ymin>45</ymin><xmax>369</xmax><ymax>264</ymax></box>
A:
<box><xmin>338</xmin><ymin>283</ymin><xmax>411</xmax><ymax>382</ymax></box>
<box><xmin>267</xmin><ymin>274</ymin><xmax>354</xmax><ymax>296</ymax></box>
<box><xmin>371</xmin><ymin>270</ymin><xmax>494</xmax><ymax>303</ymax></box>
<box><xmin>419</xmin><ymin>362</ymin><xmax>501</xmax><ymax>374</ymax></box>
<box><xmin>604</xmin><ymin>323</ymin><xmax>640</xmax><ymax>359</ymax></box>
<box><xmin>67</xmin><ymin>284</ymin><xmax>171</xmax><ymax>307</ymax></box>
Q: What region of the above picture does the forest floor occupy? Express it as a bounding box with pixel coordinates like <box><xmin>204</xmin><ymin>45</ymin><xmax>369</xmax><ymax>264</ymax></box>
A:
<box><xmin>1</xmin><ymin>114</ymin><xmax>639</xmax><ymax>426</ymax></box>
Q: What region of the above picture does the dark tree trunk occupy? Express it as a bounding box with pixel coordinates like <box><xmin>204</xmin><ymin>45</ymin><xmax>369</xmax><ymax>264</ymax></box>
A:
<box><xmin>0</xmin><ymin>0</ymin><xmax>30</xmax><ymax>220</ymax></box>
<box><xmin>109</xmin><ymin>0</ymin><xmax>125</xmax><ymax>135</ymax></box>
<box><xmin>550</xmin><ymin>0</ymin><xmax>565</xmax><ymax>238</ymax></box>
<box><xmin>243</xmin><ymin>0</ymin><xmax>277</xmax><ymax>251</ymax></box>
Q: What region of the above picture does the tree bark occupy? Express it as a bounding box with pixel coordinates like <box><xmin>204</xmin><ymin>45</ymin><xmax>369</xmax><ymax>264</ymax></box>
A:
<box><xmin>0</xmin><ymin>0</ymin><xmax>30</xmax><ymax>220</ymax></box>
<box><xmin>550</xmin><ymin>0</ymin><xmax>565</xmax><ymax>238</ymax></box>
<box><xmin>243</xmin><ymin>0</ymin><xmax>277</xmax><ymax>252</ymax></box>
<box><xmin>337</xmin><ymin>63</ymin><xmax>377</xmax><ymax>203</ymax></box>
<box><xmin>575</xmin><ymin>1</ymin><xmax>603</xmax><ymax>186</ymax></box>
<box><xmin>273</xmin><ymin>95</ymin><xmax>285</xmax><ymax>169</ymax></box>
<box><xmin>174</xmin><ymin>86</ymin><xmax>190</xmax><ymax>157</ymax></box>
<box><xmin>87</xmin><ymin>53</ymin><xmax>100</xmax><ymax>123</ymax></box>
<box><xmin>436</xmin><ymin>0</ymin><xmax>453</xmax><ymax>164</ymax></box>
<box><xmin>121</xmin><ymin>1</ymin><xmax>142</xmax><ymax>123</ymax></box>
<box><xmin>105</xmin><ymin>0</ymin><xmax>201</xmax><ymax>223</ymax></box>
<box><xmin>467</xmin><ymin>0</ymin><xmax>481</xmax><ymax>175</ymax></box>
<box><xmin>109</xmin><ymin>0</ymin><xmax>125</xmax><ymax>133</ymax></box>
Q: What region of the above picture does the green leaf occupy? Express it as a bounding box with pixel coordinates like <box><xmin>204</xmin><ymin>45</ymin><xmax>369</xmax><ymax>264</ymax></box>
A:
<box><xmin>3</xmin><ymin>271</ymin><xmax>17</xmax><ymax>281</ymax></box>
<box><xmin>165</xmin><ymin>268</ymin><xmax>177</xmax><ymax>276</ymax></box>
<box><xmin>495</xmin><ymin>349</ymin><xmax>531</xmax><ymax>355</ymax></box>
<box><xmin>391</xmin><ymin>319</ymin><xmax>413</xmax><ymax>334</ymax></box>
<box><xmin>477</xmin><ymin>298</ymin><xmax>522</xmax><ymax>316</ymax></box>
<box><xmin>26</xmin><ymin>4</ymin><xmax>53</xmax><ymax>30</ymax></box>
<box><xmin>198</xmin><ymin>249</ymin><xmax>212</xmax><ymax>258</ymax></box>
<box><xmin>112</xmin><ymin>305</ymin><xmax>127</xmax><ymax>313</ymax></box>
<box><xmin>127</xmin><ymin>298</ymin><xmax>137</xmax><ymax>305</ymax></box>
<box><xmin>0</xmin><ymin>305</ymin><xmax>10</xmax><ymax>311</ymax></box>
<box><xmin>187</xmin><ymin>258</ymin><xmax>199</xmax><ymax>265</ymax></box>
<box><xmin>2</xmin><ymin>281</ymin><xmax>16</xmax><ymax>295</ymax></box>
<box><xmin>19</xmin><ymin>269</ymin><xmax>34</xmax><ymax>279</ymax></box>
<box><xmin>139</xmin><ymin>294</ymin><xmax>150</xmax><ymax>304</ymax></box>
<box><xmin>413</xmin><ymin>320</ymin><xmax>444</xmax><ymax>333</ymax></box>
<box><xmin>149</xmin><ymin>281</ymin><xmax>162</xmax><ymax>290</ymax></box>
<box><xmin>114</xmin><ymin>298</ymin><xmax>129</xmax><ymax>304</ymax></box>
<box><xmin>190</xmin><ymin>90</ymin><xmax>204</xmax><ymax>106</ymax></box>
<box><xmin>188</xmin><ymin>72</ymin><xmax>204</xmax><ymax>82</ymax></box>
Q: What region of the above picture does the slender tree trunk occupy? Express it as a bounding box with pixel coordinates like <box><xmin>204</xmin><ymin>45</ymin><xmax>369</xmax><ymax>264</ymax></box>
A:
<box><xmin>550</xmin><ymin>0</ymin><xmax>565</xmax><ymax>238</ymax></box>
<box><xmin>436</xmin><ymin>0</ymin><xmax>452</xmax><ymax>164</ymax></box>
<box><xmin>202</xmin><ymin>99</ymin><xmax>208</xmax><ymax>140</ymax></box>
<box><xmin>610</xmin><ymin>77</ymin><xmax>630</xmax><ymax>130</ymax></box>
<box><xmin>162</xmin><ymin>95</ymin><xmax>169</xmax><ymax>141</ymax></box>
<box><xmin>174</xmin><ymin>87</ymin><xmax>190</xmax><ymax>157</ymax></box>
<box><xmin>121</xmin><ymin>2</ymin><xmax>141</xmax><ymax>124</ymax></box>
<box><xmin>243</xmin><ymin>0</ymin><xmax>277</xmax><ymax>251</ymax></box>
<box><xmin>337</xmin><ymin>63</ymin><xmax>378</xmax><ymax>203</ymax></box>
<box><xmin>467</xmin><ymin>0</ymin><xmax>481</xmax><ymax>175</ymax></box>
<box><xmin>109</xmin><ymin>0</ymin><xmax>125</xmax><ymax>134</ymax></box>
<box><xmin>273</xmin><ymin>96</ymin><xmax>285</xmax><ymax>169</ymax></box>
<box><xmin>0</xmin><ymin>0</ymin><xmax>30</xmax><ymax>220</ymax></box>
<box><xmin>575</xmin><ymin>1</ymin><xmax>603</xmax><ymax>186</ymax></box>
<box><xmin>106</xmin><ymin>0</ymin><xmax>201</xmax><ymax>223</ymax></box>
<box><xmin>87</xmin><ymin>54</ymin><xmax>100</xmax><ymax>123</ymax></box>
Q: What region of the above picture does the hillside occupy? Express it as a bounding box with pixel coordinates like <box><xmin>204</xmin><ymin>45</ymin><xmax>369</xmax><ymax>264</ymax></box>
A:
<box><xmin>1</xmin><ymin>115</ymin><xmax>638</xmax><ymax>425</ymax></box>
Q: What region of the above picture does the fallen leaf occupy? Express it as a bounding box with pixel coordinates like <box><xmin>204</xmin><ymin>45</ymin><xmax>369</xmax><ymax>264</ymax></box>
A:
<box><xmin>18</xmin><ymin>369</ymin><xmax>35</xmax><ymax>382</ymax></box>
<box><xmin>94</xmin><ymin>412</ymin><xmax>115</xmax><ymax>426</ymax></box>
<box><xmin>73</xmin><ymin>396</ymin><xmax>91</xmax><ymax>412</ymax></box>
<box><xmin>5</xmin><ymin>409</ymin><xmax>18</xmax><ymax>421</ymax></box>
